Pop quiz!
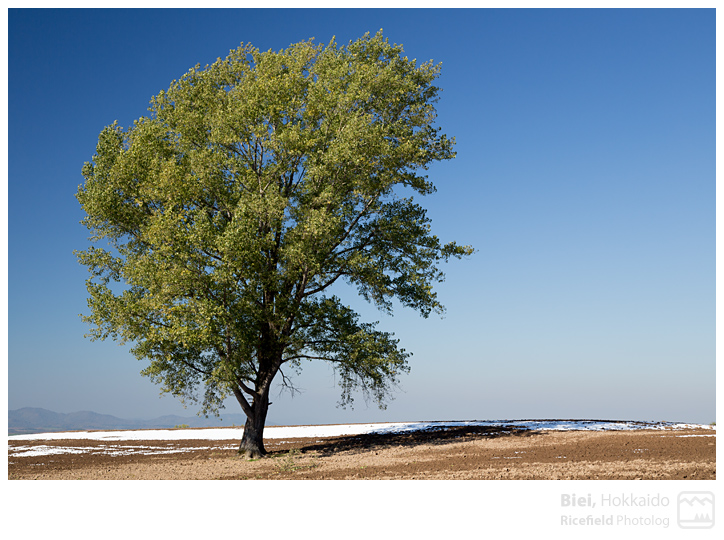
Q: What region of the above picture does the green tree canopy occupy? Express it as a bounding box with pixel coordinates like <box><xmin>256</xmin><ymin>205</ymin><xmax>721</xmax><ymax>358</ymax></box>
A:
<box><xmin>76</xmin><ymin>31</ymin><xmax>473</xmax><ymax>458</ymax></box>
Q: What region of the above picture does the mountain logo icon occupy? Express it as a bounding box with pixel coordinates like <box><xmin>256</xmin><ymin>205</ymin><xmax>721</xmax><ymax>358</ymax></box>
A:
<box><xmin>678</xmin><ymin>492</ymin><xmax>714</xmax><ymax>529</ymax></box>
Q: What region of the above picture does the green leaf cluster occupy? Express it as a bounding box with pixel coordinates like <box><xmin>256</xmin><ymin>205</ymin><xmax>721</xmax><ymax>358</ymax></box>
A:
<box><xmin>76</xmin><ymin>31</ymin><xmax>473</xmax><ymax>417</ymax></box>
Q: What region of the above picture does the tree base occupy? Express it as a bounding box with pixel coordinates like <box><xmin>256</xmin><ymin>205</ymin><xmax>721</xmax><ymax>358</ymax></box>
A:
<box><xmin>239</xmin><ymin>447</ymin><xmax>267</xmax><ymax>460</ymax></box>
<box><xmin>238</xmin><ymin>434</ymin><xmax>267</xmax><ymax>459</ymax></box>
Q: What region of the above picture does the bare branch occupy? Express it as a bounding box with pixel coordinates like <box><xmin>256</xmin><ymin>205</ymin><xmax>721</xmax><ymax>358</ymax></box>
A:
<box><xmin>237</xmin><ymin>377</ymin><xmax>259</xmax><ymax>399</ymax></box>
<box><xmin>231</xmin><ymin>385</ymin><xmax>253</xmax><ymax>417</ymax></box>
<box><xmin>276</xmin><ymin>366</ymin><xmax>302</xmax><ymax>398</ymax></box>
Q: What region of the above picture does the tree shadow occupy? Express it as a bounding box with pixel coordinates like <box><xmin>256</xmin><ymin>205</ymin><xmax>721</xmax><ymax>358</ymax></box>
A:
<box><xmin>289</xmin><ymin>425</ymin><xmax>542</xmax><ymax>456</ymax></box>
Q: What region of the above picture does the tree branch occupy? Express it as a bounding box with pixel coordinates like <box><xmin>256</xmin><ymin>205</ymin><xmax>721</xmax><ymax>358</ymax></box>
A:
<box><xmin>276</xmin><ymin>366</ymin><xmax>301</xmax><ymax>398</ymax></box>
<box><xmin>237</xmin><ymin>377</ymin><xmax>259</xmax><ymax>400</ymax></box>
<box><xmin>231</xmin><ymin>385</ymin><xmax>253</xmax><ymax>417</ymax></box>
<box><xmin>283</xmin><ymin>353</ymin><xmax>335</xmax><ymax>363</ymax></box>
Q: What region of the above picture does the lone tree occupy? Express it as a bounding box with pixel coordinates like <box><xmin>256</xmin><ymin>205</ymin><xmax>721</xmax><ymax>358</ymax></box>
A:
<box><xmin>76</xmin><ymin>31</ymin><xmax>472</xmax><ymax>458</ymax></box>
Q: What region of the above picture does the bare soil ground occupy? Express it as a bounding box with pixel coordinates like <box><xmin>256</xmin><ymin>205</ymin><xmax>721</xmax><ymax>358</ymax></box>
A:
<box><xmin>9</xmin><ymin>424</ymin><xmax>715</xmax><ymax>480</ymax></box>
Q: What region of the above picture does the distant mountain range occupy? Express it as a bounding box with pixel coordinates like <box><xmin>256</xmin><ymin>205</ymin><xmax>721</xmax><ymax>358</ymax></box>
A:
<box><xmin>8</xmin><ymin>407</ymin><xmax>250</xmax><ymax>435</ymax></box>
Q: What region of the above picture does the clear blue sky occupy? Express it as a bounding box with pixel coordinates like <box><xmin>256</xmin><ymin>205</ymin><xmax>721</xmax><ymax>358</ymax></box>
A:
<box><xmin>6</xmin><ymin>8</ymin><xmax>716</xmax><ymax>425</ymax></box>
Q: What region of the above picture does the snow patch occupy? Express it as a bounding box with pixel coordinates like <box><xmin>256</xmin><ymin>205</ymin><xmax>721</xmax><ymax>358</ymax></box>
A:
<box><xmin>8</xmin><ymin>419</ymin><xmax>714</xmax><ymax>458</ymax></box>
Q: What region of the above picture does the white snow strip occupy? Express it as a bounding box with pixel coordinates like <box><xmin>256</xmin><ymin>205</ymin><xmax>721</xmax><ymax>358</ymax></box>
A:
<box><xmin>8</xmin><ymin>443</ymin><xmax>240</xmax><ymax>458</ymax></box>
<box><xmin>10</xmin><ymin>445</ymin><xmax>97</xmax><ymax>457</ymax></box>
<box><xmin>8</xmin><ymin>419</ymin><xmax>714</xmax><ymax>442</ymax></box>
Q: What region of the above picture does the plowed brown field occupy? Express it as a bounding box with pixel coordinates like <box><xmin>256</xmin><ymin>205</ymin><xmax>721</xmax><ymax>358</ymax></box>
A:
<box><xmin>8</xmin><ymin>425</ymin><xmax>715</xmax><ymax>480</ymax></box>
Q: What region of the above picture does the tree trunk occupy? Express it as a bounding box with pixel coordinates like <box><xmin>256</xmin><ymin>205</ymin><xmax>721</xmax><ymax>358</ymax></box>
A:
<box><xmin>236</xmin><ymin>328</ymin><xmax>280</xmax><ymax>459</ymax></box>
<box><xmin>238</xmin><ymin>389</ymin><xmax>270</xmax><ymax>459</ymax></box>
